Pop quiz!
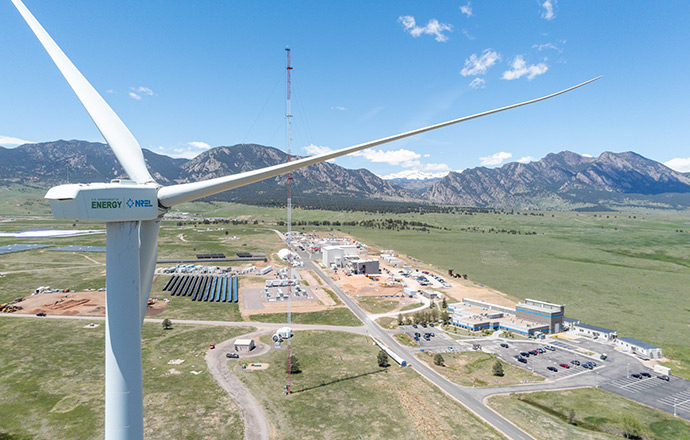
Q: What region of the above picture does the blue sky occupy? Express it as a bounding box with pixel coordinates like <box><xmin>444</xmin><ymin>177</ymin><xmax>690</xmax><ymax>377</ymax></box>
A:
<box><xmin>2</xmin><ymin>1</ymin><xmax>689</xmax><ymax>179</ymax></box>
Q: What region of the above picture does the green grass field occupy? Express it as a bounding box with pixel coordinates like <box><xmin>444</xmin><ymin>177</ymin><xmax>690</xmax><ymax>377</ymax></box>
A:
<box><xmin>0</xmin><ymin>317</ymin><xmax>251</xmax><ymax>440</ymax></box>
<box><xmin>417</xmin><ymin>350</ymin><xmax>545</xmax><ymax>387</ymax></box>
<box><xmin>247</xmin><ymin>307</ymin><xmax>361</xmax><ymax>326</ymax></box>
<box><xmin>488</xmin><ymin>388</ymin><xmax>690</xmax><ymax>440</ymax></box>
<box><xmin>234</xmin><ymin>330</ymin><xmax>501</xmax><ymax>439</ymax></box>
<box><xmin>3</xmin><ymin>204</ymin><xmax>689</xmax><ymax>372</ymax></box>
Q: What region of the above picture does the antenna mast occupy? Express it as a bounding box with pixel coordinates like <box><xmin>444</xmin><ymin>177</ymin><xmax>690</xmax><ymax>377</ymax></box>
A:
<box><xmin>285</xmin><ymin>47</ymin><xmax>293</xmax><ymax>394</ymax></box>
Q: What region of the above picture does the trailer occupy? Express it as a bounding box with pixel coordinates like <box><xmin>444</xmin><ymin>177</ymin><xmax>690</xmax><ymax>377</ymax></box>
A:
<box><xmin>258</xmin><ymin>265</ymin><xmax>273</xmax><ymax>275</ymax></box>
<box><xmin>370</xmin><ymin>336</ymin><xmax>407</xmax><ymax>367</ymax></box>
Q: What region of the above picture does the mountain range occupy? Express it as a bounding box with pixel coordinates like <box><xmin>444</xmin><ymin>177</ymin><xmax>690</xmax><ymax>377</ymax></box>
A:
<box><xmin>3</xmin><ymin>140</ymin><xmax>690</xmax><ymax>211</ymax></box>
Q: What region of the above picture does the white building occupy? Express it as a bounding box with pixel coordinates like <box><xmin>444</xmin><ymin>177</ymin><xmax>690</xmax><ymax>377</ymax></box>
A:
<box><xmin>322</xmin><ymin>246</ymin><xmax>345</xmax><ymax>267</ymax></box>
<box><xmin>573</xmin><ymin>323</ymin><xmax>617</xmax><ymax>341</ymax></box>
<box><xmin>616</xmin><ymin>337</ymin><xmax>662</xmax><ymax>359</ymax></box>
<box><xmin>234</xmin><ymin>338</ymin><xmax>256</xmax><ymax>351</ymax></box>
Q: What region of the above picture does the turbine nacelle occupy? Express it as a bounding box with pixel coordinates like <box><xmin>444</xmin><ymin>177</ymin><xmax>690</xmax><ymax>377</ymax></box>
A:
<box><xmin>45</xmin><ymin>181</ymin><xmax>159</xmax><ymax>221</ymax></box>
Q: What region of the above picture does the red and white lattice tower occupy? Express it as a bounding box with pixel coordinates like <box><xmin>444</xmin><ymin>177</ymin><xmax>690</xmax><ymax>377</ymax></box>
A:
<box><xmin>285</xmin><ymin>47</ymin><xmax>293</xmax><ymax>394</ymax></box>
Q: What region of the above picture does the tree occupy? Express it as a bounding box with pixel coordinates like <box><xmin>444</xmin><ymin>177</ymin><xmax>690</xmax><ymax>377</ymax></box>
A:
<box><xmin>567</xmin><ymin>409</ymin><xmax>576</xmax><ymax>425</ymax></box>
<box><xmin>377</xmin><ymin>350</ymin><xmax>389</xmax><ymax>367</ymax></box>
<box><xmin>162</xmin><ymin>318</ymin><xmax>172</xmax><ymax>330</ymax></box>
<box><xmin>622</xmin><ymin>416</ymin><xmax>642</xmax><ymax>439</ymax></box>
<box><xmin>441</xmin><ymin>311</ymin><xmax>450</xmax><ymax>325</ymax></box>
<box><xmin>441</xmin><ymin>297</ymin><xmax>447</xmax><ymax>309</ymax></box>
<box><xmin>397</xmin><ymin>313</ymin><xmax>404</xmax><ymax>326</ymax></box>
<box><xmin>433</xmin><ymin>353</ymin><xmax>444</xmax><ymax>366</ymax></box>
<box><xmin>492</xmin><ymin>360</ymin><xmax>504</xmax><ymax>377</ymax></box>
<box><xmin>287</xmin><ymin>354</ymin><xmax>301</xmax><ymax>374</ymax></box>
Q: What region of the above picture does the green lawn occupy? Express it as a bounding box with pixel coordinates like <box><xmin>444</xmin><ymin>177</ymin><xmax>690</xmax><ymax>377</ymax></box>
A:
<box><xmin>247</xmin><ymin>307</ymin><xmax>361</xmax><ymax>326</ymax></box>
<box><xmin>234</xmin><ymin>330</ymin><xmax>501</xmax><ymax>439</ymax></box>
<box><xmin>488</xmin><ymin>388</ymin><xmax>690</xmax><ymax>440</ymax></box>
<box><xmin>0</xmin><ymin>317</ymin><xmax>251</xmax><ymax>440</ymax></box>
<box><xmin>417</xmin><ymin>350</ymin><xmax>544</xmax><ymax>387</ymax></box>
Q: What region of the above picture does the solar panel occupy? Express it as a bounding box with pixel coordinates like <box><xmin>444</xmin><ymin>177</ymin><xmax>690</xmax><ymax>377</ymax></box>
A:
<box><xmin>0</xmin><ymin>244</ymin><xmax>54</xmax><ymax>255</ymax></box>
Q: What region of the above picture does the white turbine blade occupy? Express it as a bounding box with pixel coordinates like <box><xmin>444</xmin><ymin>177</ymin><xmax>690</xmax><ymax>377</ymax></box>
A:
<box><xmin>158</xmin><ymin>76</ymin><xmax>600</xmax><ymax>207</ymax></box>
<box><xmin>11</xmin><ymin>0</ymin><xmax>154</xmax><ymax>184</ymax></box>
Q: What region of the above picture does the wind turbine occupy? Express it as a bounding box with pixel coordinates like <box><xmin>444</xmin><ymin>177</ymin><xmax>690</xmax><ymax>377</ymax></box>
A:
<box><xmin>10</xmin><ymin>1</ymin><xmax>599</xmax><ymax>439</ymax></box>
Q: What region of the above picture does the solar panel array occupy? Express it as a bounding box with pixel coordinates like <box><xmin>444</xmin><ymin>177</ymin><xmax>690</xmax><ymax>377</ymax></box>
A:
<box><xmin>0</xmin><ymin>244</ymin><xmax>54</xmax><ymax>255</ymax></box>
<box><xmin>196</xmin><ymin>253</ymin><xmax>226</xmax><ymax>259</ymax></box>
<box><xmin>162</xmin><ymin>275</ymin><xmax>238</xmax><ymax>302</ymax></box>
<box><xmin>49</xmin><ymin>246</ymin><xmax>107</xmax><ymax>253</ymax></box>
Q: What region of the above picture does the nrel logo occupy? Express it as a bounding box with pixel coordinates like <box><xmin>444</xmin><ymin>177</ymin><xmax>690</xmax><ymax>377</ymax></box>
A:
<box><xmin>126</xmin><ymin>198</ymin><xmax>154</xmax><ymax>208</ymax></box>
<box><xmin>91</xmin><ymin>199</ymin><xmax>122</xmax><ymax>209</ymax></box>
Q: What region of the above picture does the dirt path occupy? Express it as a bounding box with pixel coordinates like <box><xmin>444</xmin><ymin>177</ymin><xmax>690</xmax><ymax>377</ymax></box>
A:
<box><xmin>206</xmin><ymin>330</ymin><xmax>272</xmax><ymax>440</ymax></box>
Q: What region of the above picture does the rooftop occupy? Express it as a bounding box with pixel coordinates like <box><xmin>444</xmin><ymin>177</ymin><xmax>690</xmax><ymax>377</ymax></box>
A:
<box><xmin>618</xmin><ymin>337</ymin><xmax>660</xmax><ymax>350</ymax></box>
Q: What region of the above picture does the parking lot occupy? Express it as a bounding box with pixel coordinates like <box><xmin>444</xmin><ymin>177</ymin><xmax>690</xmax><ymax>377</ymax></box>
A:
<box><xmin>483</xmin><ymin>340</ymin><xmax>604</xmax><ymax>380</ymax></box>
<box><xmin>399</xmin><ymin>325</ymin><xmax>468</xmax><ymax>353</ymax></box>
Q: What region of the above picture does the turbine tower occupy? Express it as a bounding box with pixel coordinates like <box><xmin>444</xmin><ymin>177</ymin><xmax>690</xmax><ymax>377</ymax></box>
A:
<box><xmin>10</xmin><ymin>1</ymin><xmax>599</xmax><ymax>438</ymax></box>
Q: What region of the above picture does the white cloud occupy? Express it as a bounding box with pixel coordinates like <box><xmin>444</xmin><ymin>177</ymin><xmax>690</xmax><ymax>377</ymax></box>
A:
<box><xmin>469</xmin><ymin>78</ymin><xmax>486</xmax><ymax>89</ymax></box>
<box><xmin>422</xmin><ymin>162</ymin><xmax>451</xmax><ymax>172</ymax></box>
<box><xmin>541</xmin><ymin>0</ymin><xmax>556</xmax><ymax>20</ymax></box>
<box><xmin>502</xmin><ymin>55</ymin><xmax>548</xmax><ymax>80</ymax></box>
<box><xmin>461</xmin><ymin>29</ymin><xmax>475</xmax><ymax>40</ymax></box>
<box><xmin>330</xmin><ymin>106</ymin><xmax>346</xmax><ymax>111</ymax></box>
<box><xmin>460</xmin><ymin>3</ymin><xmax>473</xmax><ymax>17</ymax></box>
<box><xmin>532</xmin><ymin>42</ymin><xmax>561</xmax><ymax>52</ymax></box>
<box><xmin>398</xmin><ymin>16</ymin><xmax>453</xmax><ymax>42</ymax></box>
<box><xmin>380</xmin><ymin>169</ymin><xmax>450</xmax><ymax>180</ymax></box>
<box><xmin>352</xmin><ymin>148</ymin><xmax>421</xmax><ymax>167</ymax></box>
<box><xmin>0</xmin><ymin>135</ymin><xmax>33</xmax><ymax>146</ymax></box>
<box><xmin>303</xmin><ymin>144</ymin><xmax>333</xmax><ymax>156</ymax></box>
<box><xmin>188</xmin><ymin>141</ymin><xmax>211</xmax><ymax>150</ymax></box>
<box><xmin>128</xmin><ymin>86</ymin><xmax>154</xmax><ymax>100</ymax></box>
<box><xmin>664</xmin><ymin>158</ymin><xmax>690</xmax><ymax>172</ymax></box>
<box><xmin>479</xmin><ymin>151</ymin><xmax>512</xmax><ymax>166</ymax></box>
<box><xmin>461</xmin><ymin>49</ymin><xmax>501</xmax><ymax>76</ymax></box>
<box><xmin>423</xmin><ymin>154</ymin><xmax>430</xmax><ymax>158</ymax></box>
<box><xmin>165</xmin><ymin>141</ymin><xmax>212</xmax><ymax>159</ymax></box>
<box><xmin>517</xmin><ymin>156</ymin><xmax>537</xmax><ymax>163</ymax></box>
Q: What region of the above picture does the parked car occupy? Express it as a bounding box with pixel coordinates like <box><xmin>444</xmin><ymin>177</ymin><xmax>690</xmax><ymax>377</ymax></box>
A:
<box><xmin>36</xmin><ymin>312</ymin><xmax>46</xmax><ymax>317</ymax></box>
<box><xmin>520</xmin><ymin>352</ymin><xmax>530</xmax><ymax>357</ymax></box>
<box><xmin>412</xmin><ymin>324</ymin><xmax>418</xmax><ymax>328</ymax></box>
<box><xmin>658</xmin><ymin>375</ymin><xmax>670</xmax><ymax>381</ymax></box>
<box><xmin>517</xmin><ymin>357</ymin><xmax>527</xmax><ymax>363</ymax></box>
<box><xmin>640</xmin><ymin>372</ymin><xmax>651</xmax><ymax>378</ymax></box>
<box><xmin>500</xmin><ymin>343</ymin><xmax>509</xmax><ymax>348</ymax></box>
<box><xmin>559</xmin><ymin>363</ymin><xmax>570</xmax><ymax>369</ymax></box>
<box><xmin>571</xmin><ymin>360</ymin><xmax>580</xmax><ymax>366</ymax></box>
<box><xmin>631</xmin><ymin>373</ymin><xmax>642</xmax><ymax>379</ymax></box>
<box><xmin>530</xmin><ymin>350</ymin><xmax>539</xmax><ymax>355</ymax></box>
<box><xmin>537</xmin><ymin>348</ymin><xmax>545</xmax><ymax>353</ymax></box>
<box><xmin>226</xmin><ymin>353</ymin><xmax>239</xmax><ymax>359</ymax></box>
<box><xmin>547</xmin><ymin>366</ymin><xmax>558</xmax><ymax>372</ymax></box>
<box><xmin>545</xmin><ymin>345</ymin><xmax>556</xmax><ymax>351</ymax></box>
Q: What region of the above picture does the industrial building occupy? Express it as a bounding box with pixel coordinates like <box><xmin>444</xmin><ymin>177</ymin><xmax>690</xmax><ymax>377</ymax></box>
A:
<box><xmin>234</xmin><ymin>339</ymin><xmax>256</xmax><ymax>352</ymax></box>
<box><xmin>572</xmin><ymin>323</ymin><xmax>618</xmax><ymax>341</ymax></box>
<box><xmin>448</xmin><ymin>297</ymin><xmax>565</xmax><ymax>336</ymax></box>
<box><xmin>516</xmin><ymin>299</ymin><xmax>565</xmax><ymax>333</ymax></box>
<box><xmin>351</xmin><ymin>259</ymin><xmax>380</xmax><ymax>274</ymax></box>
<box><xmin>322</xmin><ymin>246</ymin><xmax>345</xmax><ymax>267</ymax></box>
<box><xmin>616</xmin><ymin>337</ymin><xmax>662</xmax><ymax>359</ymax></box>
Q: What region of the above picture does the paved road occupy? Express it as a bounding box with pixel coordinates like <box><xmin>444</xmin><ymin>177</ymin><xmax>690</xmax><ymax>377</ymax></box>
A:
<box><xmin>206</xmin><ymin>329</ymin><xmax>272</xmax><ymax>440</ymax></box>
<box><xmin>297</xmin><ymin>250</ymin><xmax>535</xmax><ymax>440</ymax></box>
